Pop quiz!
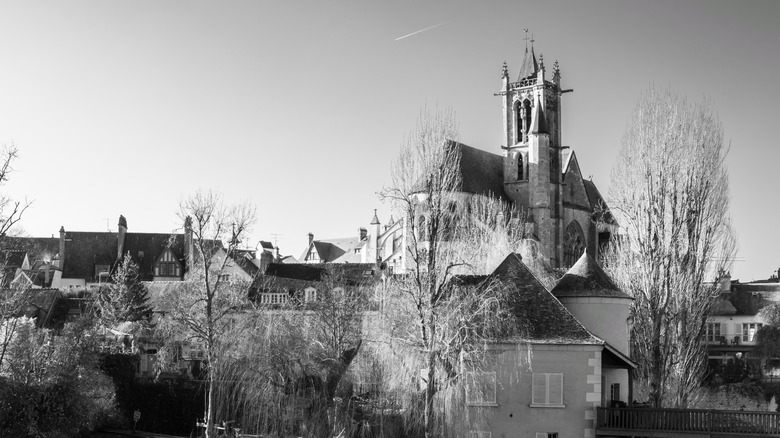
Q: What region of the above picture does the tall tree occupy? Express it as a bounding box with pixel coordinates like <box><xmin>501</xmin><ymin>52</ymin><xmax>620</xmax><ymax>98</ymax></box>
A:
<box><xmin>95</xmin><ymin>253</ymin><xmax>152</xmax><ymax>325</ymax></box>
<box><xmin>378</xmin><ymin>106</ymin><xmax>526</xmax><ymax>436</ymax></box>
<box><xmin>160</xmin><ymin>190</ymin><xmax>256</xmax><ymax>438</ymax></box>
<box><xmin>605</xmin><ymin>87</ymin><xmax>736</xmax><ymax>407</ymax></box>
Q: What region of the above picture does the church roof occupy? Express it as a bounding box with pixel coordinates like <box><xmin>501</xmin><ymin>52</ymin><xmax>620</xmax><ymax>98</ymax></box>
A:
<box><xmin>455</xmin><ymin>142</ymin><xmax>509</xmax><ymax>199</ymax></box>
<box><xmin>551</xmin><ymin>251</ymin><xmax>632</xmax><ymax>299</ymax></box>
<box><xmin>516</xmin><ymin>47</ymin><xmax>538</xmax><ymax>81</ymax></box>
<box><xmin>583</xmin><ymin>179</ymin><xmax>617</xmax><ymax>225</ymax></box>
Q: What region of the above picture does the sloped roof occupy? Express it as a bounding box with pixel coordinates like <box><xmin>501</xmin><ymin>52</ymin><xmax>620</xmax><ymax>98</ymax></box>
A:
<box><xmin>256</xmin><ymin>262</ymin><xmax>382</xmax><ymax>293</ymax></box>
<box><xmin>516</xmin><ymin>47</ymin><xmax>538</xmax><ymax>81</ymax></box>
<box><xmin>62</xmin><ymin>232</ymin><xmax>117</xmax><ymax>279</ymax></box>
<box><xmin>122</xmin><ymin>233</ymin><xmax>187</xmax><ymax>281</ymax></box>
<box><xmin>409</xmin><ymin>141</ymin><xmax>508</xmax><ymax>201</ymax></box>
<box><xmin>0</xmin><ymin>236</ymin><xmax>59</xmax><ymax>262</ymax></box>
<box><xmin>300</xmin><ymin>236</ymin><xmax>364</xmax><ymax>263</ymax></box>
<box><xmin>551</xmin><ymin>251</ymin><xmax>631</xmax><ymax>299</ymax></box>
<box><xmin>488</xmin><ymin>253</ymin><xmax>601</xmax><ymax>344</ymax></box>
<box><xmin>1</xmin><ymin>250</ymin><xmax>27</xmax><ymax>268</ymax></box>
<box><xmin>583</xmin><ymin>179</ymin><xmax>617</xmax><ymax>225</ymax></box>
<box><xmin>710</xmin><ymin>295</ymin><xmax>737</xmax><ymax>315</ymax></box>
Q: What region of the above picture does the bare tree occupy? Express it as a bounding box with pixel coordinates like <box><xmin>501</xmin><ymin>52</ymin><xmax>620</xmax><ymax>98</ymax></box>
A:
<box><xmin>210</xmin><ymin>266</ymin><xmax>371</xmax><ymax>437</ymax></box>
<box><xmin>378</xmin><ymin>106</ymin><xmax>527</xmax><ymax>436</ymax></box>
<box><xmin>0</xmin><ymin>144</ymin><xmax>32</xmax><ymax>369</ymax></box>
<box><xmin>159</xmin><ymin>190</ymin><xmax>256</xmax><ymax>438</ymax></box>
<box><xmin>0</xmin><ymin>144</ymin><xmax>30</xmax><ymax>241</ymax></box>
<box><xmin>605</xmin><ymin>87</ymin><xmax>736</xmax><ymax>408</ymax></box>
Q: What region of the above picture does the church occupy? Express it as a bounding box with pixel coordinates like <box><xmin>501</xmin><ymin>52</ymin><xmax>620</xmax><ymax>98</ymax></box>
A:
<box><xmin>445</xmin><ymin>40</ymin><xmax>616</xmax><ymax>269</ymax></box>
<box><xmin>302</xmin><ymin>39</ymin><xmax>615</xmax><ymax>271</ymax></box>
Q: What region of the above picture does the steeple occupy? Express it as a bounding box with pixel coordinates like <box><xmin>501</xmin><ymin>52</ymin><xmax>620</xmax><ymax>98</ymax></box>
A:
<box><xmin>516</xmin><ymin>45</ymin><xmax>538</xmax><ymax>81</ymax></box>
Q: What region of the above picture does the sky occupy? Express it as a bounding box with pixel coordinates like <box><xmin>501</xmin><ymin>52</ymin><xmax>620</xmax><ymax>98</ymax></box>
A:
<box><xmin>0</xmin><ymin>0</ymin><xmax>777</xmax><ymax>281</ymax></box>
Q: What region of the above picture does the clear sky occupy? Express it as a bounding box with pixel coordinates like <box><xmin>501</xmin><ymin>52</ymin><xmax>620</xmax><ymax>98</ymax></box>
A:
<box><xmin>0</xmin><ymin>1</ymin><xmax>777</xmax><ymax>281</ymax></box>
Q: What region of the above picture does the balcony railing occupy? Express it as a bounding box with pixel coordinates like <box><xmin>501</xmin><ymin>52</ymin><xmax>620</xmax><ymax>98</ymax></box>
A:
<box><xmin>597</xmin><ymin>407</ymin><xmax>780</xmax><ymax>435</ymax></box>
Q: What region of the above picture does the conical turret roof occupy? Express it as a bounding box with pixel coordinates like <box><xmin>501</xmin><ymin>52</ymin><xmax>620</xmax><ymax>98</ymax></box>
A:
<box><xmin>529</xmin><ymin>98</ymin><xmax>548</xmax><ymax>135</ymax></box>
<box><xmin>516</xmin><ymin>47</ymin><xmax>538</xmax><ymax>81</ymax></box>
<box><xmin>551</xmin><ymin>250</ymin><xmax>632</xmax><ymax>299</ymax></box>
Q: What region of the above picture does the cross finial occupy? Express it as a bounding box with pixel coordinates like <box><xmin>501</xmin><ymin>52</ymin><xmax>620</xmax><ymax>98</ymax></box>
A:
<box><xmin>530</xmin><ymin>34</ymin><xmax>535</xmax><ymax>50</ymax></box>
<box><xmin>523</xmin><ymin>28</ymin><xmax>529</xmax><ymax>51</ymax></box>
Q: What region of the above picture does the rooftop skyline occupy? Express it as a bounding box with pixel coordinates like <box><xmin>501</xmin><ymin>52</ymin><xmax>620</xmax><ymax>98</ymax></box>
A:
<box><xmin>0</xmin><ymin>0</ymin><xmax>777</xmax><ymax>280</ymax></box>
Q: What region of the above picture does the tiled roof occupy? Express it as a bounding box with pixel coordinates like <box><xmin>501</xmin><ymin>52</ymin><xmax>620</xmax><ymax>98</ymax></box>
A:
<box><xmin>710</xmin><ymin>295</ymin><xmax>737</xmax><ymax>315</ymax></box>
<box><xmin>1</xmin><ymin>237</ymin><xmax>59</xmax><ymax>262</ymax></box>
<box><xmin>62</xmin><ymin>231</ymin><xmax>191</xmax><ymax>281</ymax></box>
<box><xmin>488</xmin><ymin>253</ymin><xmax>600</xmax><ymax>344</ymax></box>
<box><xmin>122</xmin><ymin>233</ymin><xmax>186</xmax><ymax>281</ymax></box>
<box><xmin>410</xmin><ymin>141</ymin><xmax>508</xmax><ymax>201</ymax></box>
<box><xmin>255</xmin><ymin>262</ymin><xmax>382</xmax><ymax>293</ymax></box>
<box><xmin>1</xmin><ymin>250</ymin><xmax>27</xmax><ymax>268</ymax></box>
<box><xmin>301</xmin><ymin>237</ymin><xmax>365</xmax><ymax>263</ymax></box>
<box><xmin>551</xmin><ymin>251</ymin><xmax>632</xmax><ymax>299</ymax></box>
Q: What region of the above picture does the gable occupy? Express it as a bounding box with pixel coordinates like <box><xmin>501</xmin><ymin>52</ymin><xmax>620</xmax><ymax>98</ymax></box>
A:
<box><xmin>562</xmin><ymin>153</ymin><xmax>591</xmax><ymax>210</ymax></box>
<box><xmin>154</xmin><ymin>247</ymin><xmax>182</xmax><ymax>278</ymax></box>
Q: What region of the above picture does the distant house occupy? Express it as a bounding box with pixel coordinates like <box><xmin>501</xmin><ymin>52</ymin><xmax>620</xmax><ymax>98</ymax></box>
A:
<box><xmin>300</xmin><ymin>210</ymin><xmax>404</xmax><ymax>272</ymax></box>
<box><xmin>704</xmin><ymin>272</ymin><xmax>777</xmax><ymax>371</ymax></box>
<box><xmin>253</xmin><ymin>262</ymin><xmax>384</xmax><ymax>306</ymax></box>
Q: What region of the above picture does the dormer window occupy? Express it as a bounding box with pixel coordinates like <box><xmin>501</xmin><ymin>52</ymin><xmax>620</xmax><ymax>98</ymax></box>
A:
<box><xmin>154</xmin><ymin>248</ymin><xmax>182</xmax><ymax>279</ymax></box>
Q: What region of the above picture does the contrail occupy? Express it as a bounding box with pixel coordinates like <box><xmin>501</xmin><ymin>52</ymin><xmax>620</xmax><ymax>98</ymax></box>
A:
<box><xmin>395</xmin><ymin>22</ymin><xmax>447</xmax><ymax>41</ymax></box>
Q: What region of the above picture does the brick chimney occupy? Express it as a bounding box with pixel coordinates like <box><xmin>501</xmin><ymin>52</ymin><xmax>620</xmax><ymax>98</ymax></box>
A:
<box><xmin>184</xmin><ymin>216</ymin><xmax>193</xmax><ymax>272</ymax></box>
<box><xmin>58</xmin><ymin>226</ymin><xmax>66</xmax><ymax>271</ymax></box>
<box><xmin>359</xmin><ymin>227</ymin><xmax>367</xmax><ymax>241</ymax></box>
<box><xmin>117</xmin><ymin>215</ymin><xmax>128</xmax><ymax>260</ymax></box>
<box><xmin>308</xmin><ymin>232</ymin><xmax>314</xmax><ymax>246</ymax></box>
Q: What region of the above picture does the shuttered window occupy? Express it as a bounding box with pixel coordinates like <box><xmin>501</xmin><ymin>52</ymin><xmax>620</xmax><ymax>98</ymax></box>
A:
<box><xmin>531</xmin><ymin>373</ymin><xmax>564</xmax><ymax>407</ymax></box>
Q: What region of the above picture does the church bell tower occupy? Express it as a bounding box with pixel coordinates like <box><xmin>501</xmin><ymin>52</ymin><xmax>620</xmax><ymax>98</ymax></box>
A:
<box><xmin>498</xmin><ymin>35</ymin><xmax>565</xmax><ymax>267</ymax></box>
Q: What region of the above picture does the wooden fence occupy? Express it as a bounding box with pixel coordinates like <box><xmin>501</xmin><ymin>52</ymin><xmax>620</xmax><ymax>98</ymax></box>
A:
<box><xmin>596</xmin><ymin>407</ymin><xmax>780</xmax><ymax>435</ymax></box>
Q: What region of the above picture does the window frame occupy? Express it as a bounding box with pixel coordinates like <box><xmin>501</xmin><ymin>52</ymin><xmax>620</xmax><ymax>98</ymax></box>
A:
<box><xmin>531</xmin><ymin>372</ymin><xmax>564</xmax><ymax>408</ymax></box>
<box><xmin>464</xmin><ymin>371</ymin><xmax>498</xmax><ymax>407</ymax></box>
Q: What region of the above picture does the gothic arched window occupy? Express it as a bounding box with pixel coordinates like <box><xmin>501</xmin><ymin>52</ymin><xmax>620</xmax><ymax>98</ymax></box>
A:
<box><xmin>563</xmin><ymin>221</ymin><xmax>586</xmax><ymax>268</ymax></box>
<box><xmin>522</xmin><ymin>99</ymin><xmax>532</xmax><ymax>142</ymax></box>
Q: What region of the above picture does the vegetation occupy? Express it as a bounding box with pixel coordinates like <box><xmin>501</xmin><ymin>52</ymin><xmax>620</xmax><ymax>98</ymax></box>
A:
<box><xmin>605</xmin><ymin>87</ymin><xmax>736</xmax><ymax>408</ymax></box>
<box><xmin>377</xmin><ymin>105</ymin><xmax>528</xmax><ymax>436</ymax></box>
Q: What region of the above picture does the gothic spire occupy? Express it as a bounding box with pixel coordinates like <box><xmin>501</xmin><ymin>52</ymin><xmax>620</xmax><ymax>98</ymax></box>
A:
<box><xmin>517</xmin><ymin>34</ymin><xmax>539</xmax><ymax>81</ymax></box>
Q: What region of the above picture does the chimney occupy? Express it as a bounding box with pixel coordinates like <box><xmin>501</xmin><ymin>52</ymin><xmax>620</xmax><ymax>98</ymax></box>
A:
<box><xmin>275</xmin><ymin>246</ymin><xmax>281</xmax><ymax>262</ymax></box>
<box><xmin>308</xmin><ymin>232</ymin><xmax>314</xmax><ymax>246</ymax></box>
<box><xmin>117</xmin><ymin>215</ymin><xmax>128</xmax><ymax>260</ymax></box>
<box><xmin>359</xmin><ymin>227</ymin><xmax>367</xmax><ymax>241</ymax></box>
<box><xmin>58</xmin><ymin>226</ymin><xmax>66</xmax><ymax>271</ymax></box>
<box><xmin>184</xmin><ymin>216</ymin><xmax>193</xmax><ymax>272</ymax></box>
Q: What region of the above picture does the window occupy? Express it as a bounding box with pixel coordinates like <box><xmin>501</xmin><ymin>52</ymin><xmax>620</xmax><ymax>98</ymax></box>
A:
<box><xmin>705</xmin><ymin>323</ymin><xmax>722</xmax><ymax>342</ymax></box>
<box><xmin>531</xmin><ymin>373</ymin><xmax>563</xmax><ymax>407</ymax></box>
<box><xmin>218</xmin><ymin>274</ymin><xmax>230</xmax><ymax>282</ymax></box>
<box><xmin>536</xmin><ymin>433</ymin><xmax>558</xmax><ymax>438</ymax></box>
<box><xmin>95</xmin><ymin>264</ymin><xmax>110</xmax><ymax>278</ymax></box>
<box><xmin>308</xmin><ymin>250</ymin><xmax>318</xmax><ymax>261</ymax></box>
<box><xmin>465</xmin><ymin>371</ymin><xmax>497</xmax><ymax>406</ymax></box>
<box><xmin>610</xmin><ymin>383</ymin><xmax>621</xmax><ymax>403</ymax></box>
<box><xmin>304</xmin><ymin>288</ymin><xmax>317</xmax><ymax>303</ymax></box>
<box><xmin>743</xmin><ymin>323</ymin><xmax>763</xmax><ymax>342</ymax></box>
<box><xmin>354</xmin><ymin>248</ymin><xmax>361</xmax><ymax>254</ymax></box>
<box><xmin>158</xmin><ymin>261</ymin><xmax>179</xmax><ymax>277</ymax></box>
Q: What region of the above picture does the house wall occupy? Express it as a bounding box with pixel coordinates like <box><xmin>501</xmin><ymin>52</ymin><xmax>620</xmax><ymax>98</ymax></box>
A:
<box><xmin>467</xmin><ymin>343</ymin><xmax>602</xmax><ymax>438</ymax></box>
<box><xmin>557</xmin><ymin>296</ymin><xmax>632</xmax><ymax>355</ymax></box>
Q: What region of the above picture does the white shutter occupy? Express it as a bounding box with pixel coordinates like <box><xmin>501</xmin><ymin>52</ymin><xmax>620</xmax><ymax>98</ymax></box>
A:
<box><xmin>532</xmin><ymin>373</ymin><xmax>546</xmax><ymax>405</ymax></box>
<box><xmin>549</xmin><ymin>373</ymin><xmax>563</xmax><ymax>405</ymax></box>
